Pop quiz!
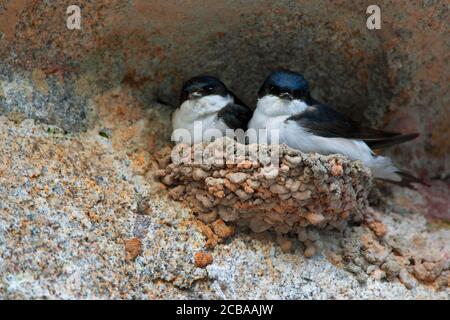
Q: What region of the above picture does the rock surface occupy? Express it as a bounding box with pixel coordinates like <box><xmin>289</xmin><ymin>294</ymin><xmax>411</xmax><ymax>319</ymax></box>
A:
<box><xmin>0</xmin><ymin>0</ymin><xmax>449</xmax><ymax>180</ymax></box>
<box><xmin>158</xmin><ymin>138</ymin><xmax>372</xmax><ymax>255</ymax></box>
<box><xmin>0</xmin><ymin>114</ymin><xmax>448</xmax><ymax>299</ymax></box>
<box><xmin>0</xmin><ymin>1</ymin><xmax>449</xmax><ymax>298</ymax></box>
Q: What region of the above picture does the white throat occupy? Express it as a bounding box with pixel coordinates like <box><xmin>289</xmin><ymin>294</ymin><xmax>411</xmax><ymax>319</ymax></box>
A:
<box><xmin>171</xmin><ymin>94</ymin><xmax>233</xmax><ymax>139</ymax></box>
<box><xmin>256</xmin><ymin>95</ymin><xmax>308</xmax><ymax>117</ymax></box>
<box><xmin>181</xmin><ymin>94</ymin><xmax>232</xmax><ymax>119</ymax></box>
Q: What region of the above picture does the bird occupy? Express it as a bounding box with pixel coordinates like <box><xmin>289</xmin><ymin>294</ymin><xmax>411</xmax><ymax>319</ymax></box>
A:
<box><xmin>172</xmin><ymin>75</ymin><xmax>253</xmax><ymax>144</ymax></box>
<box><xmin>248</xmin><ymin>69</ymin><xmax>424</xmax><ymax>188</ymax></box>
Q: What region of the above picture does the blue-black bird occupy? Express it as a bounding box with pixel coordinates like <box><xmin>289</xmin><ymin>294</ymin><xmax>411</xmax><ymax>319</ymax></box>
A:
<box><xmin>248</xmin><ymin>69</ymin><xmax>423</xmax><ymax>187</ymax></box>
<box><xmin>172</xmin><ymin>75</ymin><xmax>252</xmax><ymax>144</ymax></box>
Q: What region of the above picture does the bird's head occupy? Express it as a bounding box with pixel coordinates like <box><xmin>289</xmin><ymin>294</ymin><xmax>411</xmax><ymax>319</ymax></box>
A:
<box><xmin>258</xmin><ymin>70</ymin><xmax>311</xmax><ymax>103</ymax></box>
<box><xmin>180</xmin><ymin>76</ymin><xmax>229</xmax><ymax>105</ymax></box>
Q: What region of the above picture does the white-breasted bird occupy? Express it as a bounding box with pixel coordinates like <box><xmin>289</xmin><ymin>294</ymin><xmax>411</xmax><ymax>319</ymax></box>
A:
<box><xmin>172</xmin><ymin>75</ymin><xmax>253</xmax><ymax>144</ymax></box>
<box><xmin>248</xmin><ymin>69</ymin><xmax>424</xmax><ymax>188</ymax></box>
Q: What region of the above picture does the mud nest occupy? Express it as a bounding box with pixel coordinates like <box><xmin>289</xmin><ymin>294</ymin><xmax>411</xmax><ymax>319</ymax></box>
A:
<box><xmin>156</xmin><ymin>137</ymin><xmax>373</xmax><ymax>254</ymax></box>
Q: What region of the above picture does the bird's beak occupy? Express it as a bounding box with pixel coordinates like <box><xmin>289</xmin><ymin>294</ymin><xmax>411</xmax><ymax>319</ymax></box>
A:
<box><xmin>189</xmin><ymin>91</ymin><xmax>202</xmax><ymax>99</ymax></box>
<box><xmin>279</xmin><ymin>92</ymin><xmax>293</xmax><ymax>100</ymax></box>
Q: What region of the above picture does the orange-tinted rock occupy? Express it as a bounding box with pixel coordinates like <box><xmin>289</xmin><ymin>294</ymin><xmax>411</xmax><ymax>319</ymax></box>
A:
<box><xmin>194</xmin><ymin>252</ymin><xmax>213</xmax><ymax>268</ymax></box>
<box><xmin>125</xmin><ymin>238</ymin><xmax>142</xmax><ymax>261</ymax></box>
<box><xmin>367</xmin><ymin>221</ymin><xmax>387</xmax><ymax>237</ymax></box>
<box><xmin>212</xmin><ymin>219</ymin><xmax>235</xmax><ymax>239</ymax></box>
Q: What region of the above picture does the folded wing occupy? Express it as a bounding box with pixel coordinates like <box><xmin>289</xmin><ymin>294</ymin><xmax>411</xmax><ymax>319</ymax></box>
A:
<box><xmin>218</xmin><ymin>102</ymin><xmax>253</xmax><ymax>130</ymax></box>
<box><xmin>287</xmin><ymin>104</ymin><xmax>418</xmax><ymax>149</ymax></box>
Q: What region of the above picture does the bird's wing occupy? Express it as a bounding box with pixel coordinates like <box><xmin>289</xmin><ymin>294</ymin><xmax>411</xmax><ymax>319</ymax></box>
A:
<box><xmin>286</xmin><ymin>104</ymin><xmax>418</xmax><ymax>149</ymax></box>
<box><xmin>218</xmin><ymin>102</ymin><xmax>253</xmax><ymax>130</ymax></box>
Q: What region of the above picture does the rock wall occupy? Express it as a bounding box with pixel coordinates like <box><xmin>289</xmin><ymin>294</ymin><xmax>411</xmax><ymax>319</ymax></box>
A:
<box><xmin>0</xmin><ymin>1</ymin><xmax>449</xmax><ymax>299</ymax></box>
<box><xmin>1</xmin><ymin>112</ymin><xmax>449</xmax><ymax>299</ymax></box>
<box><xmin>0</xmin><ymin>0</ymin><xmax>449</xmax><ymax>179</ymax></box>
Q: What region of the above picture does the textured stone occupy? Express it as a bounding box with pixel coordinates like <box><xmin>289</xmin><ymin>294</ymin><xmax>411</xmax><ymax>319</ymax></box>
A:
<box><xmin>226</xmin><ymin>173</ymin><xmax>248</xmax><ymax>185</ymax></box>
<box><xmin>125</xmin><ymin>238</ymin><xmax>143</xmax><ymax>261</ymax></box>
<box><xmin>2</xmin><ymin>0</ymin><xmax>449</xmax><ymax>222</ymax></box>
<box><xmin>0</xmin><ymin>114</ymin><xmax>449</xmax><ymax>299</ymax></box>
<box><xmin>1</xmin><ymin>1</ymin><xmax>449</xmax><ymax>183</ymax></box>
<box><xmin>194</xmin><ymin>252</ymin><xmax>213</xmax><ymax>268</ymax></box>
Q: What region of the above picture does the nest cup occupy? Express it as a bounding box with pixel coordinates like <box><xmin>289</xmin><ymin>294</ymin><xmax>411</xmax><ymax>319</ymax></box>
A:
<box><xmin>157</xmin><ymin>137</ymin><xmax>373</xmax><ymax>254</ymax></box>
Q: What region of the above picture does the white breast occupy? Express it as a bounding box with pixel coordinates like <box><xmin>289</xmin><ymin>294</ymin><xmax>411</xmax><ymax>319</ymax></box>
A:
<box><xmin>248</xmin><ymin>95</ymin><xmax>401</xmax><ymax>181</ymax></box>
<box><xmin>172</xmin><ymin>95</ymin><xmax>232</xmax><ymax>144</ymax></box>
<box><xmin>283</xmin><ymin>121</ymin><xmax>373</xmax><ymax>162</ymax></box>
<box><xmin>248</xmin><ymin>95</ymin><xmax>308</xmax><ymax>144</ymax></box>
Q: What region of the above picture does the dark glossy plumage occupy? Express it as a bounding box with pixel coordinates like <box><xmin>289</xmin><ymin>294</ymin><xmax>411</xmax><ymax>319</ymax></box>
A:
<box><xmin>258</xmin><ymin>69</ymin><xmax>424</xmax><ymax>188</ymax></box>
<box><xmin>258</xmin><ymin>69</ymin><xmax>312</xmax><ymax>102</ymax></box>
<box><xmin>218</xmin><ymin>103</ymin><xmax>253</xmax><ymax>130</ymax></box>
<box><xmin>263</xmin><ymin>70</ymin><xmax>419</xmax><ymax>149</ymax></box>
<box><xmin>287</xmin><ymin>103</ymin><xmax>419</xmax><ymax>149</ymax></box>
<box><xmin>180</xmin><ymin>76</ymin><xmax>229</xmax><ymax>105</ymax></box>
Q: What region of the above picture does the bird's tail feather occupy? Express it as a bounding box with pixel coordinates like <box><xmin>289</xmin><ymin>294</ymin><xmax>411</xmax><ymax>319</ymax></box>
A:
<box><xmin>369</xmin><ymin>156</ymin><xmax>427</xmax><ymax>189</ymax></box>
<box><xmin>367</xmin><ymin>133</ymin><xmax>419</xmax><ymax>149</ymax></box>
<box><xmin>390</xmin><ymin>171</ymin><xmax>430</xmax><ymax>189</ymax></box>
